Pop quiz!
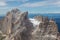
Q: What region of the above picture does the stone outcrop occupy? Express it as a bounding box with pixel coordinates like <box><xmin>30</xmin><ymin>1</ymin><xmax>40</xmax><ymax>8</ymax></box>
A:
<box><xmin>34</xmin><ymin>16</ymin><xmax>43</xmax><ymax>22</ymax></box>
<box><xmin>0</xmin><ymin>8</ymin><xmax>59</xmax><ymax>40</ymax></box>
<box><xmin>1</xmin><ymin>9</ymin><xmax>33</xmax><ymax>40</ymax></box>
<box><xmin>31</xmin><ymin>16</ymin><xmax>58</xmax><ymax>40</ymax></box>
<box><xmin>2</xmin><ymin>11</ymin><xmax>12</xmax><ymax>34</ymax></box>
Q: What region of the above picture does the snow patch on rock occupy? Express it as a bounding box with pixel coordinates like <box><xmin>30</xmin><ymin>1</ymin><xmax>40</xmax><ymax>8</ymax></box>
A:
<box><xmin>44</xmin><ymin>35</ymin><xmax>57</xmax><ymax>38</ymax></box>
<box><xmin>29</xmin><ymin>18</ymin><xmax>41</xmax><ymax>35</ymax></box>
<box><xmin>29</xmin><ymin>18</ymin><xmax>41</xmax><ymax>26</ymax></box>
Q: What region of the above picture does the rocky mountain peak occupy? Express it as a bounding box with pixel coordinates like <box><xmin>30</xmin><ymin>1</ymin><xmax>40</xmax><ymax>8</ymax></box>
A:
<box><xmin>20</xmin><ymin>11</ymin><xmax>28</xmax><ymax>20</ymax></box>
<box><xmin>49</xmin><ymin>18</ymin><xmax>55</xmax><ymax>22</ymax></box>
<box><xmin>34</xmin><ymin>15</ymin><xmax>43</xmax><ymax>22</ymax></box>
<box><xmin>11</xmin><ymin>8</ymin><xmax>20</xmax><ymax>14</ymax></box>
<box><xmin>0</xmin><ymin>9</ymin><xmax>59</xmax><ymax>40</ymax></box>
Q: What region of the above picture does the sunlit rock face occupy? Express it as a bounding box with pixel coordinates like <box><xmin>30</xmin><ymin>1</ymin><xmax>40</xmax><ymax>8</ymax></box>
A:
<box><xmin>34</xmin><ymin>16</ymin><xmax>43</xmax><ymax>22</ymax></box>
<box><xmin>31</xmin><ymin>16</ymin><xmax>58</xmax><ymax>40</ymax></box>
<box><xmin>2</xmin><ymin>11</ymin><xmax>13</xmax><ymax>34</ymax></box>
<box><xmin>0</xmin><ymin>9</ymin><xmax>59</xmax><ymax>40</ymax></box>
<box><xmin>2</xmin><ymin>9</ymin><xmax>33</xmax><ymax>40</ymax></box>
<box><xmin>29</xmin><ymin>18</ymin><xmax>41</xmax><ymax>35</ymax></box>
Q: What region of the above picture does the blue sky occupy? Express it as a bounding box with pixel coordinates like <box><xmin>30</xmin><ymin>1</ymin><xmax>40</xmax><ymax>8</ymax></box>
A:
<box><xmin>0</xmin><ymin>0</ymin><xmax>60</xmax><ymax>16</ymax></box>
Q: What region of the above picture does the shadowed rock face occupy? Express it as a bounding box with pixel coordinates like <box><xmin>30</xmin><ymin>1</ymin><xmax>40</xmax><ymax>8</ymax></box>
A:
<box><xmin>2</xmin><ymin>9</ymin><xmax>33</xmax><ymax>40</ymax></box>
<box><xmin>0</xmin><ymin>9</ymin><xmax>59</xmax><ymax>40</ymax></box>
<box><xmin>11</xmin><ymin>8</ymin><xmax>20</xmax><ymax>13</ymax></box>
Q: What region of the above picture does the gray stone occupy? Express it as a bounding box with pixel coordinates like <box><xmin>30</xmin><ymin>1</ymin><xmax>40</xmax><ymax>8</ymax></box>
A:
<box><xmin>0</xmin><ymin>9</ymin><xmax>59</xmax><ymax>40</ymax></box>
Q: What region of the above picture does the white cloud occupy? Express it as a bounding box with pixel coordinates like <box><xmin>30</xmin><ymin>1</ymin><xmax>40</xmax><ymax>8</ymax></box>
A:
<box><xmin>19</xmin><ymin>0</ymin><xmax>60</xmax><ymax>7</ymax></box>
<box><xmin>20</xmin><ymin>1</ymin><xmax>47</xmax><ymax>7</ymax></box>
<box><xmin>0</xmin><ymin>0</ymin><xmax>29</xmax><ymax>7</ymax></box>
<box><xmin>19</xmin><ymin>0</ymin><xmax>29</xmax><ymax>2</ymax></box>
<box><xmin>52</xmin><ymin>1</ymin><xmax>60</xmax><ymax>7</ymax></box>
<box><xmin>0</xmin><ymin>2</ymin><xmax>7</xmax><ymax>6</ymax></box>
<box><xmin>0</xmin><ymin>0</ymin><xmax>29</xmax><ymax>2</ymax></box>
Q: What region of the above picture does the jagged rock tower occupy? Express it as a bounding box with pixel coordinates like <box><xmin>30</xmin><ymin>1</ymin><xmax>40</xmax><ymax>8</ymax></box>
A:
<box><xmin>2</xmin><ymin>9</ymin><xmax>33</xmax><ymax>40</ymax></box>
<box><xmin>31</xmin><ymin>16</ymin><xmax>58</xmax><ymax>40</ymax></box>
<box><xmin>0</xmin><ymin>8</ymin><xmax>59</xmax><ymax>40</ymax></box>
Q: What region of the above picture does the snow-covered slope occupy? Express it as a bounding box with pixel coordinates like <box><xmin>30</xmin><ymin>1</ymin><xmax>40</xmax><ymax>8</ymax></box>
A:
<box><xmin>29</xmin><ymin>18</ymin><xmax>41</xmax><ymax>34</ymax></box>
<box><xmin>29</xmin><ymin>18</ymin><xmax>41</xmax><ymax>26</ymax></box>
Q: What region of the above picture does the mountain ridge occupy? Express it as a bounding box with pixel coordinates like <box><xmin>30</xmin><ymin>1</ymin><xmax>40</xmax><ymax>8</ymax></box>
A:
<box><xmin>0</xmin><ymin>8</ymin><xmax>60</xmax><ymax>40</ymax></box>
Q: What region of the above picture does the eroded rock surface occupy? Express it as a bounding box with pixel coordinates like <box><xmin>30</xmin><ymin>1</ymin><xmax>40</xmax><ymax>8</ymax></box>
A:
<box><xmin>0</xmin><ymin>9</ymin><xmax>59</xmax><ymax>40</ymax></box>
<box><xmin>31</xmin><ymin>16</ymin><xmax>58</xmax><ymax>40</ymax></box>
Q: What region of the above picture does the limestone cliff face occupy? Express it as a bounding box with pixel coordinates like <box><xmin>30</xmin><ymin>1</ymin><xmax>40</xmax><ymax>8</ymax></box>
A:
<box><xmin>0</xmin><ymin>9</ymin><xmax>59</xmax><ymax>40</ymax></box>
<box><xmin>2</xmin><ymin>9</ymin><xmax>33</xmax><ymax>40</ymax></box>
<box><xmin>2</xmin><ymin>11</ymin><xmax>12</xmax><ymax>34</ymax></box>
<box><xmin>0</xmin><ymin>19</ymin><xmax>4</xmax><ymax>30</ymax></box>
<box><xmin>31</xmin><ymin>16</ymin><xmax>58</xmax><ymax>40</ymax></box>
<box><xmin>34</xmin><ymin>16</ymin><xmax>43</xmax><ymax>22</ymax></box>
